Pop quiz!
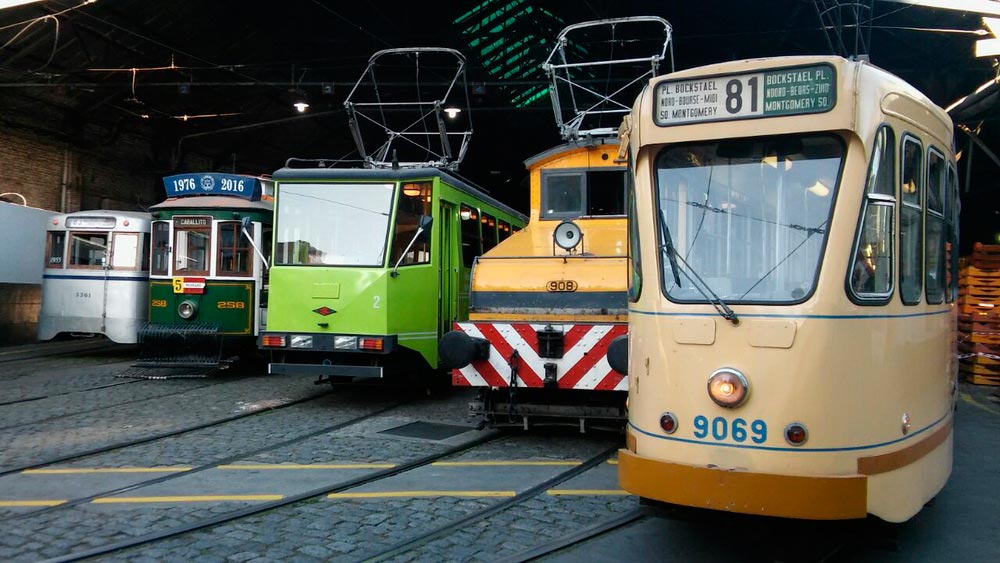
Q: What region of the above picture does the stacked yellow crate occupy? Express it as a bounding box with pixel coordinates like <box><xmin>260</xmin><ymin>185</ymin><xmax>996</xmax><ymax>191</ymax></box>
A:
<box><xmin>958</xmin><ymin>243</ymin><xmax>1000</xmax><ymax>385</ymax></box>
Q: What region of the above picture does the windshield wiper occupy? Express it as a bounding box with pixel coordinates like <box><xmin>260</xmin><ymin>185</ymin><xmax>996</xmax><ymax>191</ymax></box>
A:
<box><xmin>739</xmin><ymin>220</ymin><xmax>828</xmax><ymax>300</ymax></box>
<box><xmin>658</xmin><ymin>209</ymin><xmax>683</xmax><ymax>288</ymax></box>
<box><xmin>658</xmin><ymin>210</ymin><xmax>739</xmax><ymax>326</ymax></box>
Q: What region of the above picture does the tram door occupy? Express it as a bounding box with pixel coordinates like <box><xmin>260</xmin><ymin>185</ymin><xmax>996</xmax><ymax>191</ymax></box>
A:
<box><xmin>438</xmin><ymin>202</ymin><xmax>457</xmax><ymax>337</ymax></box>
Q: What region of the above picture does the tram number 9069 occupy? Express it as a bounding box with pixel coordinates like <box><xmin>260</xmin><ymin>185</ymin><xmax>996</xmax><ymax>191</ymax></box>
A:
<box><xmin>693</xmin><ymin>415</ymin><xmax>767</xmax><ymax>444</ymax></box>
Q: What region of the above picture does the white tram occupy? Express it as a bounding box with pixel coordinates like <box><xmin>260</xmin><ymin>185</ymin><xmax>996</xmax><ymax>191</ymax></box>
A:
<box><xmin>614</xmin><ymin>56</ymin><xmax>959</xmax><ymax>522</ymax></box>
<box><xmin>38</xmin><ymin>210</ymin><xmax>152</xmax><ymax>344</ymax></box>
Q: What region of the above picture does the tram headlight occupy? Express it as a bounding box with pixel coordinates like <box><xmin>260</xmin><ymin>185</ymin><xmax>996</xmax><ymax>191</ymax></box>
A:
<box><xmin>334</xmin><ymin>336</ymin><xmax>358</xmax><ymax>350</ymax></box>
<box><xmin>177</xmin><ymin>300</ymin><xmax>198</xmax><ymax>320</ymax></box>
<box><xmin>707</xmin><ymin>368</ymin><xmax>749</xmax><ymax>408</ymax></box>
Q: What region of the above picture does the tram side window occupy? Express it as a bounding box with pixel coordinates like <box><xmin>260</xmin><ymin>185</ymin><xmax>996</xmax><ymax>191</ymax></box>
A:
<box><xmin>45</xmin><ymin>231</ymin><xmax>66</xmax><ymax>268</ymax></box>
<box><xmin>173</xmin><ymin>217</ymin><xmax>211</xmax><ymax>276</ymax></box>
<box><xmin>946</xmin><ymin>164</ymin><xmax>959</xmax><ymax>302</ymax></box>
<box><xmin>390</xmin><ymin>182</ymin><xmax>433</xmax><ymax>267</ymax></box>
<box><xmin>68</xmin><ymin>232</ymin><xmax>108</xmax><ymax>269</ymax></box>
<box><xmin>481</xmin><ymin>213</ymin><xmax>498</xmax><ymax>252</ymax></box>
<box><xmin>498</xmin><ymin>220</ymin><xmax>512</xmax><ymax>242</ymax></box>
<box><xmin>925</xmin><ymin>149</ymin><xmax>946</xmax><ymax>304</ymax></box>
<box><xmin>541</xmin><ymin>170</ymin><xmax>626</xmax><ymax>219</ymax></box>
<box><xmin>151</xmin><ymin>221</ymin><xmax>170</xmax><ymax>276</ymax></box>
<box><xmin>627</xmin><ymin>150</ymin><xmax>642</xmax><ymax>302</ymax></box>
<box><xmin>460</xmin><ymin>204</ymin><xmax>481</xmax><ymax>267</ymax></box>
<box><xmin>899</xmin><ymin>136</ymin><xmax>923</xmax><ymax>305</ymax></box>
<box><xmin>849</xmin><ymin>126</ymin><xmax>895</xmax><ymax>299</ymax></box>
<box><xmin>217</xmin><ymin>222</ymin><xmax>252</xmax><ymax>276</ymax></box>
<box><xmin>110</xmin><ymin>233</ymin><xmax>140</xmax><ymax>270</ymax></box>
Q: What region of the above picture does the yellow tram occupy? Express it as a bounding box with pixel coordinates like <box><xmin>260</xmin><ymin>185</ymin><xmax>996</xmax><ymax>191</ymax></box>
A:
<box><xmin>615</xmin><ymin>55</ymin><xmax>959</xmax><ymax>522</ymax></box>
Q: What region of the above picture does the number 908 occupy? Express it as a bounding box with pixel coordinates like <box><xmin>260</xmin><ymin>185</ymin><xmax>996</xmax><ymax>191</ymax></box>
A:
<box><xmin>693</xmin><ymin>415</ymin><xmax>767</xmax><ymax>444</ymax></box>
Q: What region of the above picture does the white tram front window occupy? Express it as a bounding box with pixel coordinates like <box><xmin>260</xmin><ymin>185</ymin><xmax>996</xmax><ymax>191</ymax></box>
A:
<box><xmin>111</xmin><ymin>233</ymin><xmax>140</xmax><ymax>270</ymax></box>
<box><xmin>655</xmin><ymin>133</ymin><xmax>843</xmax><ymax>304</ymax></box>
<box><xmin>274</xmin><ymin>182</ymin><xmax>393</xmax><ymax>267</ymax></box>
<box><xmin>173</xmin><ymin>217</ymin><xmax>211</xmax><ymax>276</ymax></box>
<box><xmin>68</xmin><ymin>232</ymin><xmax>109</xmax><ymax>269</ymax></box>
<box><xmin>45</xmin><ymin>231</ymin><xmax>66</xmax><ymax>268</ymax></box>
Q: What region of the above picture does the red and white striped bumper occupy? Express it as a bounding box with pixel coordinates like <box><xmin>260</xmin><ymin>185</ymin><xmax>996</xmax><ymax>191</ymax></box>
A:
<box><xmin>451</xmin><ymin>322</ymin><xmax>627</xmax><ymax>390</ymax></box>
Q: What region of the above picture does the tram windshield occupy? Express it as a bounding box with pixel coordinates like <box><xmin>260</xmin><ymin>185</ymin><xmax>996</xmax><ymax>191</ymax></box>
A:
<box><xmin>655</xmin><ymin>133</ymin><xmax>843</xmax><ymax>304</ymax></box>
<box><xmin>274</xmin><ymin>182</ymin><xmax>394</xmax><ymax>267</ymax></box>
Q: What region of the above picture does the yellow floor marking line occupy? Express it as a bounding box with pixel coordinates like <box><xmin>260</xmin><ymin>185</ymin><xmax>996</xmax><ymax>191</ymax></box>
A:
<box><xmin>92</xmin><ymin>495</ymin><xmax>282</xmax><ymax>504</ymax></box>
<box><xmin>23</xmin><ymin>467</ymin><xmax>193</xmax><ymax>475</ymax></box>
<box><xmin>217</xmin><ymin>464</ymin><xmax>396</xmax><ymax>470</ymax></box>
<box><xmin>0</xmin><ymin>500</ymin><xmax>67</xmax><ymax>507</ymax></box>
<box><xmin>546</xmin><ymin>489</ymin><xmax>630</xmax><ymax>496</ymax></box>
<box><xmin>328</xmin><ymin>491</ymin><xmax>517</xmax><ymax>499</ymax></box>
<box><xmin>431</xmin><ymin>461</ymin><xmax>580</xmax><ymax>466</ymax></box>
<box><xmin>606</xmin><ymin>460</ymin><xmax>619</xmax><ymax>465</ymax></box>
<box><xmin>960</xmin><ymin>392</ymin><xmax>1000</xmax><ymax>415</ymax></box>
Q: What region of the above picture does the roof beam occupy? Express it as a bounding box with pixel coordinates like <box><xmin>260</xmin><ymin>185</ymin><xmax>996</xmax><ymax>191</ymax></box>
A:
<box><xmin>877</xmin><ymin>0</ymin><xmax>1000</xmax><ymax>16</ymax></box>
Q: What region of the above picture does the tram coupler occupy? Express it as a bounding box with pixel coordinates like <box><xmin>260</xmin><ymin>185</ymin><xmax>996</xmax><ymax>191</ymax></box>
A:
<box><xmin>543</xmin><ymin>363</ymin><xmax>558</xmax><ymax>388</ymax></box>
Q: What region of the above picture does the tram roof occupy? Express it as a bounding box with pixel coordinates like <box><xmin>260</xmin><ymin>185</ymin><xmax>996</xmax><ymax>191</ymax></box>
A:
<box><xmin>55</xmin><ymin>209</ymin><xmax>151</xmax><ymax>221</ymax></box>
<box><xmin>523</xmin><ymin>137</ymin><xmax>621</xmax><ymax>169</ymax></box>
<box><xmin>271</xmin><ymin>166</ymin><xmax>526</xmax><ymax>221</ymax></box>
<box><xmin>149</xmin><ymin>196</ymin><xmax>273</xmax><ymax>212</ymax></box>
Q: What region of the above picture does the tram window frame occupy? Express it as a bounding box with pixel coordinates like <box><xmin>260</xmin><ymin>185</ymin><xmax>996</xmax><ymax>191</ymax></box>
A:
<box><xmin>481</xmin><ymin>212</ymin><xmax>499</xmax><ymax>252</ymax></box>
<box><xmin>67</xmin><ymin>231</ymin><xmax>109</xmax><ymax>269</ymax></box>
<box><xmin>389</xmin><ymin>182</ymin><xmax>433</xmax><ymax>268</ymax></box>
<box><xmin>45</xmin><ymin>231</ymin><xmax>66</xmax><ymax>269</ymax></box>
<box><xmin>151</xmin><ymin>220</ymin><xmax>170</xmax><ymax>276</ymax></box>
<box><xmin>172</xmin><ymin>216</ymin><xmax>212</xmax><ymax>276</ymax></box>
<box><xmin>945</xmin><ymin>163</ymin><xmax>959</xmax><ymax>303</ymax></box>
<box><xmin>848</xmin><ymin>125</ymin><xmax>895</xmax><ymax>304</ymax></box>
<box><xmin>626</xmin><ymin>148</ymin><xmax>642</xmax><ymax>302</ymax></box>
<box><xmin>540</xmin><ymin>168</ymin><xmax>627</xmax><ymax>220</ymax></box>
<box><xmin>460</xmin><ymin>204</ymin><xmax>482</xmax><ymax>268</ymax></box>
<box><xmin>217</xmin><ymin>221</ymin><xmax>253</xmax><ymax>277</ymax></box>
<box><xmin>899</xmin><ymin>135</ymin><xmax>924</xmax><ymax>306</ymax></box>
<box><xmin>924</xmin><ymin>147</ymin><xmax>947</xmax><ymax>305</ymax></box>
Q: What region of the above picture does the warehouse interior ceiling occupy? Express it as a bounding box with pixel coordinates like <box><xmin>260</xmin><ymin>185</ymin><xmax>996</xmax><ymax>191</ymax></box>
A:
<box><xmin>1</xmin><ymin>0</ymin><xmax>998</xmax><ymax>241</ymax></box>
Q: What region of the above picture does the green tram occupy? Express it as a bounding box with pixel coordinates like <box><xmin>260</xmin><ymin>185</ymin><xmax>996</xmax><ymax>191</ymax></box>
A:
<box><xmin>259</xmin><ymin>164</ymin><xmax>526</xmax><ymax>383</ymax></box>
<box><xmin>136</xmin><ymin>172</ymin><xmax>273</xmax><ymax>368</ymax></box>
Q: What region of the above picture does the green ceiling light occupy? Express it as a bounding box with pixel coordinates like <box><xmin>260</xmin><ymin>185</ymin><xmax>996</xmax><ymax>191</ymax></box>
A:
<box><xmin>453</xmin><ymin>0</ymin><xmax>564</xmax><ymax>107</ymax></box>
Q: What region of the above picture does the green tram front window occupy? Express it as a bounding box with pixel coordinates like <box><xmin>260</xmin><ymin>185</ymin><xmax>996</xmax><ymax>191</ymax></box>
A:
<box><xmin>275</xmin><ymin>182</ymin><xmax>394</xmax><ymax>267</ymax></box>
<box><xmin>655</xmin><ymin>133</ymin><xmax>843</xmax><ymax>304</ymax></box>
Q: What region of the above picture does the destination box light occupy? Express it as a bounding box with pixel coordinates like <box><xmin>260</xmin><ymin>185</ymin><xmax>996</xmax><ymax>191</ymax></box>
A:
<box><xmin>655</xmin><ymin>63</ymin><xmax>836</xmax><ymax>127</ymax></box>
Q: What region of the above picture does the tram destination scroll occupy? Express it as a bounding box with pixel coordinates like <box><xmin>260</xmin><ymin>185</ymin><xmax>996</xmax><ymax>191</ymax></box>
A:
<box><xmin>654</xmin><ymin>63</ymin><xmax>836</xmax><ymax>126</ymax></box>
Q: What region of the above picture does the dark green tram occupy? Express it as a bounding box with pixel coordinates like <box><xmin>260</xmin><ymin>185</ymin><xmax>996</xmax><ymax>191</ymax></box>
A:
<box><xmin>136</xmin><ymin>173</ymin><xmax>273</xmax><ymax>368</ymax></box>
<box><xmin>259</xmin><ymin>164</ymin><xmax>526</xmax><ymax>383</ymax></box>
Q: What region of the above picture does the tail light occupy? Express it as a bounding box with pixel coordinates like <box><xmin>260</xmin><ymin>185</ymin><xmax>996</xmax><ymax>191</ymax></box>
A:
<box><xmin>359</xmin><ymin>337</ymin><xmax>384</xmax><ymax>351</ymax></box>
<box><xmin>261</xmin><ymin>335</ymin><xmax>286</xmax><ymax>347</ymax></box>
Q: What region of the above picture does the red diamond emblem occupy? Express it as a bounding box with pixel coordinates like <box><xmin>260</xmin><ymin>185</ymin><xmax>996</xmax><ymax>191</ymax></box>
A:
<box><xmin>313</xmin><ymin>306</ymin><xmax>336</xmax><ymax>316</ymax></box>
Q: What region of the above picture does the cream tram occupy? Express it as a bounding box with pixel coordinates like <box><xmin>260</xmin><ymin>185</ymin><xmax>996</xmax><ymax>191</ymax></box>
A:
<box><xmin>614</xmin><ymin>55</ymin><xmax>959</xmax><ymax>522</ymax></box>
<box><xmin>38</xmin><ymin>210</ymin><xmax>152</xmax><ymax>344</ymax></box>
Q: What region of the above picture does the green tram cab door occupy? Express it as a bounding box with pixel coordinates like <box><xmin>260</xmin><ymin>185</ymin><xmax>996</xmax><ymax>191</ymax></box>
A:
<box><xmin>438</xmin><ymin>202</ymin><xmax>458</xmax><ymax>338</ymax></box>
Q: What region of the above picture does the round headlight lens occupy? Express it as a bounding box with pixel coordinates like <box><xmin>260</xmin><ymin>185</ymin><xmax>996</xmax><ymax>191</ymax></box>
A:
<box><xmin>707</xmin><ymin>368</ymin><xmax>749</xmax><ymax>408</ymax></box>
<box><xmin>178</xmin><ymin>300</ymin><xmax>197</xmax><ymax>319</ymax></box>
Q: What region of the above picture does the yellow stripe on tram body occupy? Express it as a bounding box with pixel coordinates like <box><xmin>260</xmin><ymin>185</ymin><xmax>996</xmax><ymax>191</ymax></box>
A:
<box><xmin>92</xmin><ymin>495</ymin><xmax>283</xmax><ymax>504</ymax></box>
<box><xmin>0</xmin><ymin>500</ymin><xmax>67</xmax><ymax>507</ymax></box>
<box><xmin>328</xmin><ymin>491</ymin><xmax>516</xmax><ymax>499</ymax></box>
<box><xmin>217</xmin><ymin>464</ymin><xmax>396</xmax><ymax>470</ymax></box>
<box><xmin>23</xmin><ymin>467</ymin><xmax>193</xmax><ymax>475</ymax></box>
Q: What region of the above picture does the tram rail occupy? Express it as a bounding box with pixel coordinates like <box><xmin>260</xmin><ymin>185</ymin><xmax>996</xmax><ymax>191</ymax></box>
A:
<box><xmin>40</xmin><ymin>430</ymin><xmax>504</xmax><ymax>563</ymax></box>
<box><xmin>0</xmin><ymin>390</ymin><xmax>333</xmax><ymax>478</ymax></box>
<box><xmin>0</xmin><ymin>399</ymin><xmax>412</xmax><ymax>522</ymax></box>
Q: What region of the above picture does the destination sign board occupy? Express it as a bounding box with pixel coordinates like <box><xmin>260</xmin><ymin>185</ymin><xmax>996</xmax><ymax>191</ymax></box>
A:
<box><xmin>654</xmin><ymin>63</ymin><xmax>836</xmax><ymax>126</ymax></box>
<box><xmin>162</xmin><ymin>173</ymin><xmax>262</xmax><ymax>200</ymax></box>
